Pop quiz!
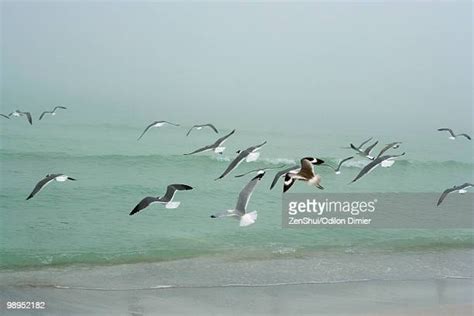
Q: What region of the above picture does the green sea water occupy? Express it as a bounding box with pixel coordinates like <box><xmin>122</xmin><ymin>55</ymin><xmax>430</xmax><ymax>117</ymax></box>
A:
<box><xmin>0</xmin><ymin>119</ymin><xmax>472</xmax><ymax>272</ymax></box>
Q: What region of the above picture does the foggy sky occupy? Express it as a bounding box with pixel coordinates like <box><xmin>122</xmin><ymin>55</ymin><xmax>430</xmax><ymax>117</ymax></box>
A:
<box><xmin>1</xmin><ymin>1</ymin><xmax>472</xmax><ymax>135</ymax></box>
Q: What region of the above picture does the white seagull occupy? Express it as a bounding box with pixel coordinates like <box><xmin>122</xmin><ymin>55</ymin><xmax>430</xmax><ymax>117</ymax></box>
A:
<box><xmin>129</xmin><ymin>184</ymin><xmax>193</xmax><ymax>215</ymax></box>
<box><xmin>283</xmin><ymin>157</ymin><xmax>325</xmax><ymax>193</ymax></box>
<box><xmin>26</xmin><ymin>174</ymin><xmax>76</xmax><ymax>200</ymax></box>
<box><xmin>437</xmin><ymin>128</ymin><xmax>471</xmax><ymax>140</ymax></box>
<box><xmin>184</xmin><ymin>129</ymin><xmax>235</xmax><ymax>155</ymax></box>
<box><xmin>186</xmin><ymin>123</ymin><xmax>219</xmax><ymax>136</ymax></box>
<box><xmin>39</xmin><ymin>106</ymin><xmax>67</xmax><ymax>120</ymax></box>
<box><xmin>210</xmin><ymin>171</ymin><xmax>265</xmax><ymax>227</ymax></box>
<box><xmin>137</xmin><ymin>121</ymin><xmax>180</xmax><ymax>140</ymax></box>
<box><xmin>215</xmin><ymin>141</ymin><xmax>267</xmax><ymax>180</ymax></box>
<box><xmin>9</xmin><ymin>110</ymin><xmax>32</xmax><ymax>125</ymax></box>
<box><xmin>437</xmin><ymin>183</ymin><xmax>473</xmax><ymax>206</ymax></box>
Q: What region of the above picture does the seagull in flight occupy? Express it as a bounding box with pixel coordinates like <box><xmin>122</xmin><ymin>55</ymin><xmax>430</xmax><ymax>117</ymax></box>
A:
<box><xmin>39</xmin><ymin>106</ymin><xmax>67</xmax><ymax>120</ymax></box>
<box><xmin>186</xmin><ymin>124</ymin><xmax>219</xmax><ymax>136</ymax></box>
<box><xmin>437</xmin><ymin>183</ymin><xmax>473</xmax><ymax>206</ymax></box>
<box><xmin>9</xmin><ymin>110</ymin><xmax>32</xmax><ymax>125</ymax></box>
<box><xmin>184</xmin><ymin>130</ymin><xmax>235</xmax><ymax>155</ymax></box>
<box><xmin>324</xmin><ymin>156</ymin><xmax>354</xmax><ymax>175</ymax></box>
<box><xmin>211</xmin><ymin>171</ymin><xmax>265</xmax><ymax>227</ymax></box>
<box><xmin>215</xmin><ymin>141</ymin><xmax>267</xmax><ymax>180</ymax></box>
<box><xmin>137</xmin><ymin>121</ymin><xmax>180</xmax><ymax>140</ymax></box>
<box><xmin>26</xmin><ymin>174</ymin><xmax>76</xmax><ymax>200</ymax></box>
<box><xmin>350</xmin><ymin>152</ymin><xmax>405</xmax><ymax>184</ymax></box>
<box><xmin>376</xmin><ymin>142</ymin><xmax>402</xmax><ymax>159</ymax></box>
<box><xmin>129</xmin><ymin>184</ymin><xmax>193</xmax><ymax>215</ymax></box>
<box><xmin>437</xmin><ymin>128</ymin><xmax>471</xmax><ymax>140</ymax></box>
<box><xmin>283</xmin><ymin>157</ymin><xmax>325</xmax><ymax>193</ymax></box>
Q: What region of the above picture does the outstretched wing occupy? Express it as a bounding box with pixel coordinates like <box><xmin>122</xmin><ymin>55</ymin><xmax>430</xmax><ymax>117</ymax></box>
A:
<box><xmin>437</xmin><ymin>187</ymin><xmax>456</xmax><ymax>206</ymax></box>
<box><xmin>235</xmin><ymin>172</ymin><xmax>265</xmax><ymax>214</ymax></box>
<box><xmin>363</xmin><ymin>141</ymin><xmax>378</xmax><ymax>155</ymax></box>
<box><xmin>137</xmin><ymin>122</ymin><xmax>156</xmax><ymax>140</ymax></box>
<box><xmin>437</xmin><ymin>128</ymin><xmax>455</xmax><ymax>137</ymax></box>
<box><xmin>0</xmin><ymin>114</ymin><xmax>9</xmax><ymax>119</ymax></box>
<box><xmin>129</xmin><ymin>197</ymin><xmax>159</xmax><ymax>215</ymax></box>
<box><xmin>186</xmin><ymin>125</ymin><xmax>197</xmax><ymax>136</ymax></box>
<box><xmin>54</xmin><ymin>106</ymin><xmax>67</xmax><ymax>111</ymax></box>
<box><xmin>214</xmin><ymin>129</ymin><xmax>236</xmax><ymax>146</ymax></box>
<box><xmin>456</xmin><ymin>133</ymin><xmax>471</xmax><ymax>140</ymax></box>
<box><xmin>162</xmin><ymin>184</ymin><xmax>193</xmax><ymax>201</ymax></box>
<box><xmin>39</xmin><ymin>111</ymin><xmax>50</xmax><ymax>120</ymax></box>
<box><xmin>337</xmin><ymin>156</ymin><xmax>354</xmax><ymax>170</ymax></box>
<box><xmin>26</xmin><ymin>175</ymin><xmax>57</xmax><ymax>200</ymax></box>
<box><xmin>184</xmin><ymin>144</ymin><xmax>214</xmax><ymax>155</ymax></box>
<box><xmin>205</xmin><ymin>123</ymin><xmax>219</xmax><ymax>133</ymax></box>
<box><xmin>270</xmin><ymin>165</ymin><xmax>299</xmax><ymax>190</ymax></box>
<box><xmin>163</xmin><ymin>121</ymin><xmax>180</xmax><ymax>126</ymax></box>
<box><xmin>22</xmin><ymin>112</ymin><xmax>33</xmax><ymax>125</ymax></box>
<box><xmin>357</xmin><ymin>137</ymin><xmax>373</xmax><ymax>149</ymax></box>
<box><xmin>215</xmin><ymin>152</ymin><xmax>247</xmax><ymax>180</ymax></box>
<box><xmin>283</xmin><ymin>173</ymin><xmax>296</xmax><ymax>193</ymax></box>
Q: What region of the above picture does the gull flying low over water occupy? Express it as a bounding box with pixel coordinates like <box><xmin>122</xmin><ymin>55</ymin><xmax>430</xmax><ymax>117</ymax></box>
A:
<box><xmin>350</xmin><ymin>152</ymin><xmax>405</xmax><ymax>184</ymax></box>
<box><xmin>351</xmin><ymin>140</ymin><xmax>378</xmax><ymax>160</ymax></box>
<box><xmin>211</xmin><ymin>171</ymin><xmax>265</xmax><ymax>227</ymax></box>
<box><xmin>9</xmin><ymin>110</ymin><xmax>32</xmax><ymax>125</ymax></box>
<box><xmin>234</xmin><ymin>164</ymin><xmax>287</xmax><ymax>178</ymax></box>
<box><xmin>269</xmin><ymin>159</ymin><xmax>327</xmax><ymax>190</ymax></box>
<box><xmin>26</xmin><ymin>174</ymin><xmax>76</xmax><ymax>200</ymax></box>
<box><xmin>437</xmin><ymin>183</ymin><xmax>473</xmax><ymax>206</ymax></box>
<box><xmin>129</xmin><ymin>184</ymin><xmax>193</xmax><ymax>216</ymax></box>
<box><xmin>184</xmin><ymin>129</ymin><xmax>235</xmax><ymax>155</ymax></box>
<box><xmin>137</xmin><ymin>121</ymin><xmax>180</xmax><ymax>140</ymax></box>
<box><xmin>39</xmin><ymin>106</ymin><xmax>67</xmax><ymax>120</ymax></box>
<box><xmin>215</xmin><ymin>141</ymin><xmax>267</xmax><ymax>180</ymax></box>
<box><xmin>186</xmin><ymin>123</ymin><xmax>219</xmax><ymax>136</ymax></box>
<box><xmin>437</xmin><ymin>128</ymin><xmax>471</xmax><ymax>140</ymax></box>
<box><xmin>325</xmin><ymin>156</ymin><xmax>354</xmax><ymax>175</ymax></box>
<box><xmin>283</xmin><ymin>157</ymin><xmax>325</xmax><ymax>193</ymax></box>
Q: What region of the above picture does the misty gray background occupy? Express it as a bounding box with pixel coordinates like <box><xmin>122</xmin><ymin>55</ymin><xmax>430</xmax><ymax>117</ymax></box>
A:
<box><xmin>1</xmin><ymin>1</ymin><xmax>472</xmax><ymax>135</ymax></box>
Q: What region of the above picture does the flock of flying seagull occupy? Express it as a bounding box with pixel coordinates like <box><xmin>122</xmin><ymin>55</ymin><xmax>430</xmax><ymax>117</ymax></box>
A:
<box><xmin>2</xmin><ymin>109</ymin><xmax>472</xmax><ymax>226</ymax></box>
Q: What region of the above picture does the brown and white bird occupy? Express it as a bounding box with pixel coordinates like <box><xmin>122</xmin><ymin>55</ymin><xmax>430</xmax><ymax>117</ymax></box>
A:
<box><xmin>283</xmin><ymin>157</ymin><xmax>325</xmax><ymax>193</ymax></box>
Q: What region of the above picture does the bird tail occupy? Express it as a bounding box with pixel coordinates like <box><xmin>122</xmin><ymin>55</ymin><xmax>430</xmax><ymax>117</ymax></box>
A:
<box><xmin>67</xmin><ymin>177</ymin><xmax>77</xmax><ymax>181</ymax></box>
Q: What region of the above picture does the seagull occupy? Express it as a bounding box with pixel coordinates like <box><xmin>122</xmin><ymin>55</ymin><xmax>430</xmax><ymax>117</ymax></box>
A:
<box><xmin>184</xmin><ymin>129</ymin><xmax>235</xmax><ymax>155</ymax></box>
<box><xmin>437</xmin><ymin>183</ymin><xmax>473</xmax><ymax>206</ymax></box>
<box><xmin>376</xmin><ymin>142</ymin><xmax>402</xmax><ymax>159</ymax></box>
<box><xmin>129</xmin><ymin>184</ymin><xmax>193</xmax><ymax>216</ymax></box>
<box><xmin>215</xmin><ymin>141</ymin><xmax>267</xmax><ymax>180</ymax></box>
<box><xmin>137</xmin><ymin>121</ymin><xmax>180</xmax><ymax>140</ymax></box>
<box><xmin>9</xmin><ymin>110</ymin><xmax>32</xmax><ymax>125</ymax></box>
<box><xmin>1</xmin><ymin>114</ymin><xmax>9</xmax><ymax>119</ymax></box>
<box><xmin>350</xmin><ymin>140</ymin><xmax>378</xmax><ymax>160</ymax></box>
<box><xmin>39</xmin><ymin>106</ymin><xmax>67</xmax><ymax>120</ymax></box>
<box><xmin>210</xmin><ymin>171</ymin><xmax>265</xmax><ymax>227</ymax></box>
<box><xmin>437</xmin><ymin>128</ymin><xmax>471</xmax><ymax>140</ymax></box>
<box><xmin>324</xmin><ymin>156</ymin><xmax>354</xmax><ymax>175</ymax></box>
<box><xmin>342</xmin><ymin>137</ymin><xmax>373</xmax><ymax>150</ymax></box>
<box><xmin>186</xmin><ymin>124</ymin><xmax>219</xmax><ymax>136</ymax></box>
<box><xmin>234</xmin><ymin>164</ymin><xmax>287</xmax><ymax>178</ymax></box>
<box><xmin>26</xmin><ymin>174</ymin><xmax>76</xmax><ymax>200</ymax></box>
<box><xmin>350</xmin><ymin>152</ymin><xmax>405</xmax><ymax>183</ymax></box>
<box><xmin>283</xmin><ymin>157</ymin><xmax>325</xmax><ymax>193</ymax></box>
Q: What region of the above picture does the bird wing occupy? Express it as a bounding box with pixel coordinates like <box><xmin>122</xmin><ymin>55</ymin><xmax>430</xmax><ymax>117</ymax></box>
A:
<box><xmin>215</xmin><ymin>151</ymin><xmax>248</xmax><ymax>180</ymax></box>
<box><xmin>186</xmin><ymin>126</ymin><xmax>197</xmax><ymax>136</ymax></box>
<box><xmin>269</xmin><ymin>165</ymin><xmax>299</xmax><ymax>190</ymax></box>
<box><xmin>298</xmin><ymin>158</ymin><xmax>315</xmax><ymax>179</ymax></box>
<box><xmin>205</xmin><ymin>124</ymin><xmax>219</xmax><ymax>133</ymax></box>
<box><xmin>357</xmin><ymin>137</ymin><xmax>373</xmax><ymax>149</ymax></box>
<box><xmin>137</xmin><ymin>122</ymin><xmax>156</xmax><ymax>140</ymax></box>
<box><xmin>283</xmin><ymin>173</ymin><xmax>296</xmax><ymax>193</ymax></box>
<box><xmin>363</xmin><ymin>141</ymin><xmax>379</xmax><ymax>155</ymax></box>
<box><xmin>214</xmin><ymin>129</ymin><xmax>235</xmax><ymax>146</ymax></box>
<box><xmin>161</xmin><ymin>184</ymin><xmax>193</xmax><ymax>201</ymax></box>
<box><xmin>39</xmin><ymin>111</ymin><xmax>50</xmax><ymax>120</ymax></box>
<box><xmin>0</xmin><ymin>114</ymin><xmax>9</xmax><ymax>119</ymax></box>
<box><xmin>437</xmin><ymin>187</ymin><xmax>457</xmax><ymax>206</ymax></box>
<box><xmin>22</xmin><ymin>112</ymin><xmax>33</xmax><ymax>125</ymax></box>
<box><xmin>337</xmin><ymin>156</ymin><xmax>354</xmax><ymax>170</ymax></box>
<box><xmin>54</xmin><ymin>106</ymin><xmax>67</xmax><ymax>111</ymax></box>
<box><xmin>457</xmin><ymin>133</ymin><xmax>471</xmax><ymax>140</ymax></box>
<box><xmin>235</xmin><ymin>172</ymin><xmax>265</xmax><ymax>214</ymax></box>
<box><xmin>129</xmin><ymin>197</ymin><xmax>160</xmax><ymax>215</ymax></box>
<box><xmin>438</xmin><ymin>128</ymin><xmax>455</xmax><ymax>137</ymax></box>
<box><xmin>26</xmin><ymin>175</ymin><xmax>58</xmax><ymax>200</ymax></box>
<box><xmin>184</xmin><ymin>144</ymin><xmax>214</xmax><ymax>155</ymax></box>
<box><xmin>163</xmin><ymin>121</ymin><xmax>180</xmax><ymax>126</ymax></box>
